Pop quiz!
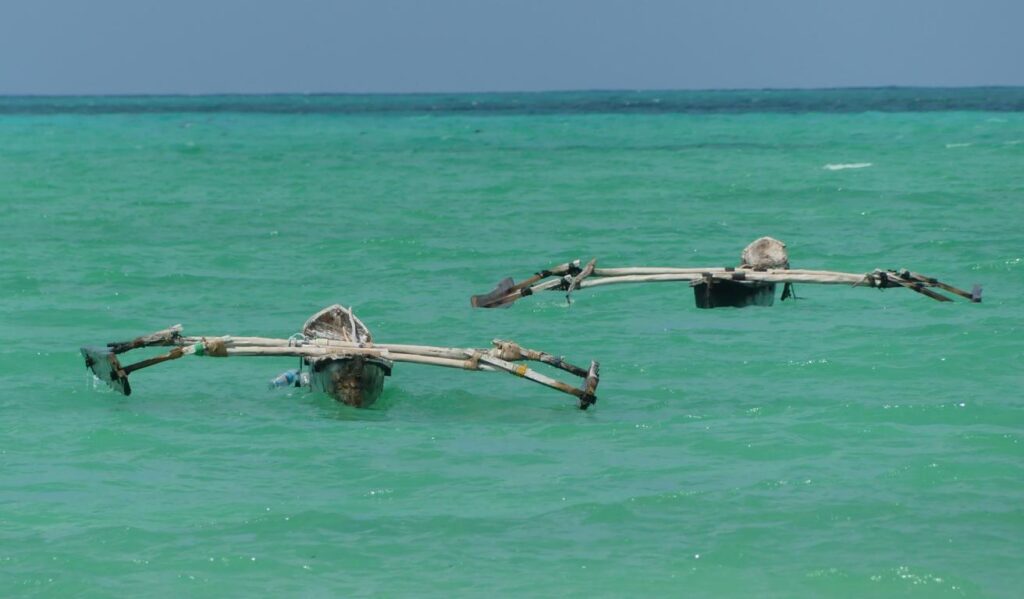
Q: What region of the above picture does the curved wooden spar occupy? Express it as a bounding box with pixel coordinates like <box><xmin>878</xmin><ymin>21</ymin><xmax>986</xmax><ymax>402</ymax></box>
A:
<box><xmin>82</xmin><ymin>316</ymin><xmax>600</xmax><ymax>410</ymax></box>
<box><xmin>470</xmin><ymin>261</ymin><xmax>580</xmax><ymax>308</ymax></box>
<box><xmin>471</xmin><ymin>258</ymin><xmax>982</xmax><ymax>308</ymax></box>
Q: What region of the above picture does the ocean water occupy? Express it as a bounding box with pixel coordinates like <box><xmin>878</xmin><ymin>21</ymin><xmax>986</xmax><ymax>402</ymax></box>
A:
<box><xmin>1</xmin><ymin>89</ymin><xmax>1022</xmax><ymax>597</ymax></box>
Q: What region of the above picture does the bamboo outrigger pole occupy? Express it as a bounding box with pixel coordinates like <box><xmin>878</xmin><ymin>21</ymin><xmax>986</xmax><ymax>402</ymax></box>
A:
<box><xmin>471</xmin><ymin>238</ymin><xmax>982</xmax><ymax>309</ymax></box>
<box><xmin>82</xmin><ymin>306</ymin><xmax>601</xmax><ymax>410</ymax></box>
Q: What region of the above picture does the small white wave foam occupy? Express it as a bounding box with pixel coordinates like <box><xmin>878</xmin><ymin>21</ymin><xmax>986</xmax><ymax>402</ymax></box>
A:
<box><xmin>823</xmin><ymin>162</ymin><xmax>872</xmax><ymax>171</ymax></box>
<box><xmin>945</xmin><ymin>142</ymin><xmax>972</xmax><ymax>148</ymax></box>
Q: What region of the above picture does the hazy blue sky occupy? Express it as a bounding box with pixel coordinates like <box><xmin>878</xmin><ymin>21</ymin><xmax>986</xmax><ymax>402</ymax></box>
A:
<box><xmin>1</xmin><ymin>0</ymin><xmax>1021</xmax><ymax>94</ymax></box>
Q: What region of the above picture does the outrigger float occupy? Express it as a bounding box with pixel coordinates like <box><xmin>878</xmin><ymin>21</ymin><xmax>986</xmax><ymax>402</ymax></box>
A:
<box><xmin>471</xmin><ymin>238</ymin><xmax>982</xmax><ymax>309</ymax></box>
<box><xmin>81</xmin><ymin>305</ymin><xmax>600</xmax><ymax>409</ymax></box>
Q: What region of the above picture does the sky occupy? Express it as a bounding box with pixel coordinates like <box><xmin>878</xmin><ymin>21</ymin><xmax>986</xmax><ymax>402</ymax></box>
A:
<box><xmin>1</xmin><ymin>0</ymin><xmax>1021</xmax><ymax>94</ymax></box>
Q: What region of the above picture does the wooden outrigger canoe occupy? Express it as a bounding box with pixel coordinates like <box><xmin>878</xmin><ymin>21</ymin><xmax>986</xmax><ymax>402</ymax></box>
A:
<box><xmin>471</xmin><ymin>238</ymin><xmax>981</xmax><ymax>309</ymax></box>
<box><xmin>82</xmin><ymin>305</ymin><xmax>600</xmax><ymax>410</ymax></box>
<box><xmin>296</xmin><ymin>305</ymin><xmax>391</xmax><ymax>407</ymax></box>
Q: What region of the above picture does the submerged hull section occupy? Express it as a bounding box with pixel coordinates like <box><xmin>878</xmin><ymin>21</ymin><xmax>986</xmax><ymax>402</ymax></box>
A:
<box><xmin>308</xmin><ymin>356</ymin><xmax>392</xmax><ymax>407</ymax></box>
<box><xmin>692</xmin><ymin>280</ymin><xmax>776</xmax><ymax>309</ymax></box>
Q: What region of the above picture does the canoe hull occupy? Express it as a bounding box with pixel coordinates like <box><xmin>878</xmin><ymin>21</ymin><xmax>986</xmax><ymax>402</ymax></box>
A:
<box><xmin>308</xmin><ymin>356</ymin><xmax>392</xmax><ymax>407</ymax></box>
<box><xmin>692</xmin><ymin>280</ymin><xmax>776</xmax><ymax>309</ymax></box>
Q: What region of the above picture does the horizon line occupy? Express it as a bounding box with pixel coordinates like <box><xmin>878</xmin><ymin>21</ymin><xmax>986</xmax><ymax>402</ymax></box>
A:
<box><xmin>3</xmin><ymin>84</ymin><xmax>1023</xmax><ymax>99</ymax></box>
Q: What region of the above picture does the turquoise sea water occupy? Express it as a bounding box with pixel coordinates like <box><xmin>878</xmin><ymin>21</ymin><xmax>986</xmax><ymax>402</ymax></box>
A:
<box><xmin>1</xmin><ymin>89</ymin><xmax>1022</xmax><ymax>597</ymax></box>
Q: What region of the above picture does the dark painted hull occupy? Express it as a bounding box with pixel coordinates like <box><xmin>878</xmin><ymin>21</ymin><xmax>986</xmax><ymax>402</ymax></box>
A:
<box><xmin>308</xmin><ymin>356</ymin><xmax>392</xmax><ymax>407</ymax></box>
<box><xmin>692</xmin><ymin>280</ymin><xmax>776</xmax><ymax>309</ymax></box>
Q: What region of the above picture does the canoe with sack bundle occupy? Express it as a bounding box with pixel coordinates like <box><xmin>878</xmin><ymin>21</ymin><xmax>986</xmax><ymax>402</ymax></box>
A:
<box><xmin>470</xmin><ymin>237</ymin><xmax>982</xmax><ymax>309</ymax></box>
